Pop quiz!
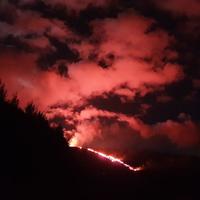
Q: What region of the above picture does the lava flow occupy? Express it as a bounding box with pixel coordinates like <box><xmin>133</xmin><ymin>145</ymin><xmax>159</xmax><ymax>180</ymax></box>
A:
<box><xmin>70</xmin><ymin>144</ymin><xmax>143</xmax><ymax>172</ymax></box>
<box><xmin>86</xmin><ymin>148</ymin><xmax>143</xmax><ymax>172</ymax></box>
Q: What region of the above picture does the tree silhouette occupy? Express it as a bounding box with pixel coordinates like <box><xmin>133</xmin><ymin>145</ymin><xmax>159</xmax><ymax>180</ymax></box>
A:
<box><xmin>0</xmin><ymin>81</ymin><xmax>6</xmax><ymax>101</ymax></box>
<box><xmin>9</xmin><ymin>94</ymin><xmax>19</xmax><ymax>108</ymax></box>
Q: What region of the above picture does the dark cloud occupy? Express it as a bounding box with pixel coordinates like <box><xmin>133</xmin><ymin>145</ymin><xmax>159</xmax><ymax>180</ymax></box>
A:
<box><xmin>98</xmin><ymin>53</ymin><xmax>115</xmax><ymax>69</ymax></box>
<box><xmin>17</xmin><ymin>0</ymin><xmax>117</xmax><ymax>37</ymax></box>
<box><xmin>87</xmin><ymin>79</ymin><xmax>200</xmax><ymax>126</ymax></box>
<box><xmin>0</xmin><ymin>34</ymin><xmax>31</xmax><ymax>52</ymax></box>
<box><xmin>37</xmin><ymin>34</ymin><xmax>80</xmax><ymax>70</ymax></box>
<box><xmin>57</xmin><ymin>63</ymin><xmax>69</xmax><ymax>77</ymax></box>
<box><xmin>0</xmin><ymin>3</ymin><xmax>17</xmax><ymax>24</ymax></box>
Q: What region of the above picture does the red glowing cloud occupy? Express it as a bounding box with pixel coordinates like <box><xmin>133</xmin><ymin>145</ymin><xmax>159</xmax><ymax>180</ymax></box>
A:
<box><xmin>0</xmin><ymin>1</ymin><xmax>199</xmax><ymax>156</ymax></box>
<box><xmin>0</xmin><ymin>12</ymin><xmax>183</xmax><ymax>109</ymax></box>
<box><xmin>91</xmin><ymin>12</ymin><xmax>175</xmax><ymax>60</ymax></box>
<box><xmin>0</xmin><ymin>51</ymin><xmax>78</xmax><ymax>109</ymax></box>
<box><xmin>63</xmin><ymin>106</ymin><xmax>200</xmax><ymax>149</ymax></box>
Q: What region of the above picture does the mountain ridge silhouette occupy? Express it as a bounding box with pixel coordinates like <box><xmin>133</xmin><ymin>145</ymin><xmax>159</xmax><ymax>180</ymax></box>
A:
<box><xmin>0</xmin><ymin>82</ymin><xmax>199</xmax><ymax>200</ymax></box>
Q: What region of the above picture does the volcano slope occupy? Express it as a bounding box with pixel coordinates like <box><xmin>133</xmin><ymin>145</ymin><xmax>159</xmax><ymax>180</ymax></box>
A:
<box><xmin>0</xmin><ymin>85</ymin><xmax>200</xmax><ymax>200</ymax></box>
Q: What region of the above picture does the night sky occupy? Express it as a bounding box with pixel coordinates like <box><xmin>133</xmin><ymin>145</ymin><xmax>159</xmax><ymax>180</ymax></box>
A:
<box><xmin>0</xmin><ymin>0</ymin><xmax>200</xmax><ymax>158</ymax></box>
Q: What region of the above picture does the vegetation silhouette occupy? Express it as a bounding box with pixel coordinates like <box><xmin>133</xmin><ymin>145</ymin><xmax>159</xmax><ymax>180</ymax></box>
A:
<box><xmin>0</xmin><ymin>82</ymin><xmax>199</xmax><ymax>200</ymax></box>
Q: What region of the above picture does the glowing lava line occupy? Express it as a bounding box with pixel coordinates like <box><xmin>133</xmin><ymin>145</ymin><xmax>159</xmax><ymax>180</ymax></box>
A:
<box><xmin>77</xmin><ymin>146</ymin><xmax>143</xmax><ymax>172</ymax></box>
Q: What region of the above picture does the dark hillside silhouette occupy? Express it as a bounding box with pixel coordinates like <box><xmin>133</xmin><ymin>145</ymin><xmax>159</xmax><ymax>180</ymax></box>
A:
<box><xmin>0</xmin><ymin>82</ymin><xmax>70</xmax><ymax>199</ymax></box>
<box><xmin>0</xmin><ymin>82</ymin><xmax>200</xmax><ymax>200</ymax></box>
<box><xmin>0</xmin><ymin>82</ymin><xmax>135</xmax><ymax>199</ymax></box>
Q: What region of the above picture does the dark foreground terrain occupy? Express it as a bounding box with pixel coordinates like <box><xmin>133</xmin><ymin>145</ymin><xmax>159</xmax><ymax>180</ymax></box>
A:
<box><xmin>0</xmin><ymin>84</ymin><xmax>200</xmax><ymax>200</ymax></box>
